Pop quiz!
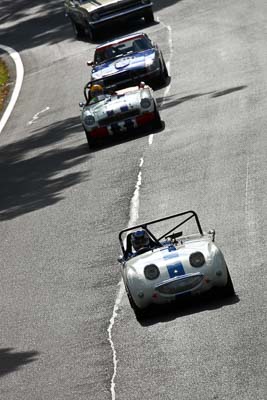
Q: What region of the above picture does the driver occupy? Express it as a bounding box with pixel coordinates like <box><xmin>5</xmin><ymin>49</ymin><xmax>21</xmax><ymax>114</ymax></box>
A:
<box><xmin>131</xmin><ymin>230</ymin><xmax>150</xmax><ymax>252</ymax></box>
<box><xmin>89</xmin><ymin>83</ymin><xmax>105</xmax><ymax>103</ymax></box>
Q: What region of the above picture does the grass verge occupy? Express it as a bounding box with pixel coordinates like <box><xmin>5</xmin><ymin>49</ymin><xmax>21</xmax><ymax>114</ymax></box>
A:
<box><xmin>0</xmin><ymin>57</ymin><xmax>9</xmax><ymax>112</ymax></box>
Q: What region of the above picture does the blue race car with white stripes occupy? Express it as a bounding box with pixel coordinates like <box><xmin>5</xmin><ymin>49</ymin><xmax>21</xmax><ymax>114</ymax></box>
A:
<box><xmin>87</xmin><ymin>32</ymin><xmax>169</xmax><ymax>90</ymax></box>
<box><xmin>118</xmin><ymin>210</ymin><xmax>235</xmax><ymax>319</ymax></box>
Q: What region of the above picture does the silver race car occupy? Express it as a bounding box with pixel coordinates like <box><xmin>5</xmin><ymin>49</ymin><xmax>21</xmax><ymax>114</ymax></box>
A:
<box><xmin>80</xmin><ymin>80</ymin><xmax>162</xmax><ymax>148</ymax></box>
<box><xmin>118</xmin><ymin>210</ymin><xmax>235</xmax><ymax>319</ymax></box>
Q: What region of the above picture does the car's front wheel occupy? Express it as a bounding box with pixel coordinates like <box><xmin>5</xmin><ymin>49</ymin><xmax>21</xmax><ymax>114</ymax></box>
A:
<box><xmin>126</xmin><ymin>287</ymin><xmax>146</xmax><ymax>320</ymax></box>
<box><xmin>70</xmin><ymin>19</ymin><xmax>85</xmax><ymax>39</ymax></box>
<box><xmin>159</xmin><ymin>59</ymin><xmax>169</xmax><ymax>86</ymax></box>
<box><xmin>217</xmin><ymin>267</ymin><xmax>235</xmax><ymax>297</ymax></box>
<box><xmin>85</xmin><ymin>24</ymin><xmax>96</xmax><ymax>42</ymax></box>
<box><xmin>144</xmin><ymin>9</ymin><xmax>154</xmax><ymax>24</ymax></box>
<box><xmin>153</xmin><ymin>102</ymin><xmax>163</xmax><ymax>129</ymax></box>
<box><xmin>85</xmin><ymin>131</ymin><xmax>96</xmax><ymax>149</ymax></box>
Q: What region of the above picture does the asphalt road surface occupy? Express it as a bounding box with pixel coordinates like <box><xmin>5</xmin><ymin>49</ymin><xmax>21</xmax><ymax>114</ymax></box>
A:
<box><xmin>0</xmin><ymin>1</ymin><xmax>266</xmax><ymax>399</ymax></box>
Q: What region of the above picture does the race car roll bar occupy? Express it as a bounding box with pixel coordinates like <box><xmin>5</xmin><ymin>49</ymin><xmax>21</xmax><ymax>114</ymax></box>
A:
<box><xmin>118</xmin><ymin>210</ymin><xmax>203</xmax><ymax>255</ymax></box>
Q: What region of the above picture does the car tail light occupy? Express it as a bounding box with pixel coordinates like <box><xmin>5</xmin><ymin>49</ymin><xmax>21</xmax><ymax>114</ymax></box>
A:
<box><xmin>90</xmin><ymin>127</ymin><xmax>109</xmax><ymax>138</ymax></box>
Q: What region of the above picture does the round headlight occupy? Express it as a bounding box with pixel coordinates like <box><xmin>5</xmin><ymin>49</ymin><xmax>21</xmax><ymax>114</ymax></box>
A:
<box><xmin>189</xmin><ymin>252</ymin><xmax>205</xmax><ymax>268</ymax></box>
<box><xmin>84</xmin><ymin>115</ymin><xmax>95</xmax><ymax>126</ymax></box>
<box><xmin>141</xmin><ymin>98</ymin><xmax>151</xmax><ymax>109</ymax></box>
<box><xmin>144</xmin><ymin>264</ymin><xmax>160</xmax><ymax>280</ymax></box>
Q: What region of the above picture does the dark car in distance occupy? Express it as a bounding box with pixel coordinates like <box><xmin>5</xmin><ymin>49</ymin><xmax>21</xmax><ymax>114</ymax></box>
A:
<box><xmin>64</xmin><ymin>0</ymin><xmax>154</xmax><ymax>41</ymax></box>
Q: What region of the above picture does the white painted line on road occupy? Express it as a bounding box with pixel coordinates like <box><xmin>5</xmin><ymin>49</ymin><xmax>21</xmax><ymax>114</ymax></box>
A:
<box><xmin>108</xmin><ymin>20</ymin><xmax>173</xmax><ymax>400</ymax></box>
<box><xmin>28</xmin><ymin>106</ymin><xmax>50</xmax><ymax>125</ymax></box>
<box><xmin>0</xmin><ymin>44</ymin><xmax>24</xmax><ymax>134</ymax></box>
<box><xmin>107</xmin><ymin>156</ymin><xmax>144</xmax><ymax>400</ymax></box>
<box><xmin>107</xmin><ymin>279</ymin><xmax>125</xmax><ymax>400</ymax></box>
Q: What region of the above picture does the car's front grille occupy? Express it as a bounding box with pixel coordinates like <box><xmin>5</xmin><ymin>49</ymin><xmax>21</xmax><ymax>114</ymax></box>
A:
<box><xmin>156</xmin><ymin>274</ymin><xmax>203</xmax><ymax>295</ymax></box>
<box><xmin>99</xmin><ymin>109</ymin><xmax>140</xmax><ymax>126</ymax></box>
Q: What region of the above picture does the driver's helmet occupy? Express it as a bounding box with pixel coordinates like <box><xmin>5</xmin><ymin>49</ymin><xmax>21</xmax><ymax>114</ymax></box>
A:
<box><xmin>131</xmin><ymin>230</ymin><xmax>150</xmax><ymax>251</ymax></box>
<box><xmin>90</xmin><ymin>84</ymin><xmax>104</xmax><ymax>97</ymax></box>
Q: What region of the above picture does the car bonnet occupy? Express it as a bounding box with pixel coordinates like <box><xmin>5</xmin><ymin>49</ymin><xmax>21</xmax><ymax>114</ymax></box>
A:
<box><xmin>84</xmin><ymin>91</ymin><xmax>142</xmax><ymax>118</ymax></box>
<box><xmin>92</xmin><ymin>49</ymin><xmax>156</xmax><ymax>79</ymax></box>
<box><xmin>126</xmin><ymin>239</ymin><xmax>214</xmax><ymax>280</ymax></box>
<box><xmin>79</xmin><ymin>0</ymin><xmax>115</xmax><ymax>12</ymax></box>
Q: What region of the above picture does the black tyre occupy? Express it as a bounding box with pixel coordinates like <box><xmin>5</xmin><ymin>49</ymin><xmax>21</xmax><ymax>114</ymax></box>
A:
<box><xmin>85</xmin><ymin>131</ymin><xmax>97</xmax><ymax>149</ymax></box>
<box><xmin>144</xmin><ymin>10</ymin><xmax>154</xmax><ymax>24</ymax></box>
<box><xmin>126</xmin><ymin>287</ymin><xmax>146</xmax><ymax>320</ymax></box>
<box><xmin>159</xmin><ymin>59</ymin><xmax>169</xmax><ymax>86</ymax></box>
<box><xmin>86</xmin><ymin>24</ymin><xmax>96</xmax><ymax>42</ymax></box>
<box><xmin>153</xmin><ymin>102</ymin><xmax>163</xmax><ymax>129</ymax></box>
<box><xmin>71</xmin><ymin>19</ymin><xmax>85</xmax><ymax>39</ymax></box>
<box><xmin>217</xmin><ymin>267</ymin><xmax>235</xmax><ymax>298</ymax></box>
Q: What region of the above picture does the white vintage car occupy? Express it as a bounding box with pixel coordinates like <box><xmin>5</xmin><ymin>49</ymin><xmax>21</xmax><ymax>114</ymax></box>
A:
<box><xmin>118</xmin><ymin>210</ymin><xmax>235</xmax><ymax>319</ymax></box>
<box><xmin>80</xmin><ymin>80</ymin><xmax>162</xmax><ymax>148</ymax></box>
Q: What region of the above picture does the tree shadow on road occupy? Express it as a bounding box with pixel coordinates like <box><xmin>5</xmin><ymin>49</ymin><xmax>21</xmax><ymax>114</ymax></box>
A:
<box><xmin>0</xmin><ymin>348</ymin><xmax>39</xmax><ymax>377</ymax></box>
<box><xmin>0</xmin><ymin>116</ymin><xmax>90</xmax><ymax>221</ymax></box>
<box><xmin>0</xmin><ymin>0</ymin><xmax>184</xmax><ymax>51</ymax></box>
<box><xmin>157</xmin><ymin>85</ymin><xmax>247</xmax><ymax>110</ymax></box>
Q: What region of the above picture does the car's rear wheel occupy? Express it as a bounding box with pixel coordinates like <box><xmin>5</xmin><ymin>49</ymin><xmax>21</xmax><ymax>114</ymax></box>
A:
<box><xmin>144</xmin><ymin>9</ymin><xmax>154</xmax><ymax>24</ymax></box>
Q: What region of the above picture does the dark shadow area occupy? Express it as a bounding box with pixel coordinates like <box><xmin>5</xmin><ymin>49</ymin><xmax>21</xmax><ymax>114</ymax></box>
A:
<box><xmin>0</xmin><ymin>116</ymin><xmax>90</xmax><ymax>221</ymax></box>
<box><xmin>153</xmin><ymin>75</ymin><xmax>172</xmax><ymax>91</ymax></box>
<box><xmin>90</xmin><ymin>18</ymin><xmax>159</xmax><ymax>44</ymax></box>
<box><xmin>211</xmin><ymin>85</ymin><xmax>247</xmax><ymax>98</ymax></box>
<box><xmin>157</xmin><ymin>85</ymin><xmax>247</xmax><ymax>110</ymax></box>
<box><xmin>0</xmin><ymin>1</ymin><xmax>69</xmax><ymax>52</ymax></box>
<box><xmin>138</xmin><ymin>292</ymin><xmax>240</xmax><ymax>327</ymax></box>
<box><xmin>0</xmin><ymin>348</ymin><xmax>39</xmax><ymax>377</ymax></box>
<box><xmin>0</xmin><ymin>0</ymin><xmax>183</xmax><ymax>51</ymax></box>
<box><xmin>157</xmin><ymin>92</ymin><xmax>214</xmax><ymax>110</ymax></box>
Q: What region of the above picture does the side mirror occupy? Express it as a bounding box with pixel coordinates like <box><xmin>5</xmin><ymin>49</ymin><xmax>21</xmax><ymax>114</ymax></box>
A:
<box><xmin>117</xmin><ymin>255</ymin><xmax>124</xmax><ymax>263</ymax></box>
<box><xmin>79</xmin><ymin>102</ymin><xmax>85</xmax><ymax>108</ymax></box>
<box><xmin>87</xmin><ymin>60</ymin><xmax>94</xmax><ymax>66</ymax></box>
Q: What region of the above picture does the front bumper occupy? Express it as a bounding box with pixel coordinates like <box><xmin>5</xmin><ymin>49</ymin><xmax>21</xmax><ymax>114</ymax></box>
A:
<box><xmin>86</xmin><ymin>111</ymin><xmax>157</xmax><ymax>139</ymax></box>
<box><xmin>132</xmin><ymin>272</ymin><xmax>217</xmax><ymax>308</ymax></box>
<box><xmin>88</xmin><ymin>3</ymin><xmax>153</xmax><ymax>27</ymax></box>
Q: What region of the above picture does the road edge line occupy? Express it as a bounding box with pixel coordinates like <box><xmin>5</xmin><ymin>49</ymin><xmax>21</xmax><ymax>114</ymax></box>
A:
<box><xmin>0</xmin><ymin>44</ymin><xmax>24</xmax><ymax>134</ymax></box>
